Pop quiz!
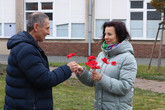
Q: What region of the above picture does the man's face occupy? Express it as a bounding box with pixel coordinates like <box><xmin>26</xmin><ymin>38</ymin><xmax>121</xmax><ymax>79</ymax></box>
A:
<box><xmin>36</xmin><ymin>18</ymin><xmax>50</xmax><ymax>42</ymax></box>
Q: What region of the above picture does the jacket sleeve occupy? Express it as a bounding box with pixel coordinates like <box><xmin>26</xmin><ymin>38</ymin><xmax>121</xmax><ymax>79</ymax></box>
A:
<box><xmin>17</xmin><ymin>45</ymin><xmax>72</xmax><ymax>89</ymax></box>
<box><xmin>76</xmin><ymin>67</ymin><xmax>94</xmax><ymax>87</ymax></box>
<box><xmin>98</xmin><ymin>54</ymin><xmax>137</xmax><ymax>95</ymax></box>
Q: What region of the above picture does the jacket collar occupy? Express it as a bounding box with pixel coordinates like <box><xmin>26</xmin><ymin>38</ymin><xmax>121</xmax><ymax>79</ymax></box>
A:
<box><xmin>102</xmin><ymin>39</ymin><xmax>134</xmax><ymax>58</ymax></box>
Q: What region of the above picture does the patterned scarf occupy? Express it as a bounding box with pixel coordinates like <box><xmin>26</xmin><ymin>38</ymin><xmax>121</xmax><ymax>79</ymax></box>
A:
<box><xmin>102</xmin><ymin>41</ymin><xmax>119</xmax><ymax>50</ymax></box>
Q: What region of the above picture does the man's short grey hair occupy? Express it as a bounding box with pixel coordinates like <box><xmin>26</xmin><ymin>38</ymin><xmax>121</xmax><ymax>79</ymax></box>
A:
<box><xmin>27</xmin><ymin>12</ymin><xmax>49</xmax><ymax>32</ymax></box>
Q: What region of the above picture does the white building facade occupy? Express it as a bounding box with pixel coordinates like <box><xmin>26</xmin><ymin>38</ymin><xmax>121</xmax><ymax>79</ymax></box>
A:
<box><xmin>0</xmin><ymin>0</ymin><xmax>164</xmax><ymax>57</ymax></box>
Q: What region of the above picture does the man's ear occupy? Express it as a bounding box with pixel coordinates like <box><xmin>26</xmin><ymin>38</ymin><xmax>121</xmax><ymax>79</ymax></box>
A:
<box><xmin>34</xmin><ymin>23</ymin><xmax>39</xmax><ymax>32</ymax></box>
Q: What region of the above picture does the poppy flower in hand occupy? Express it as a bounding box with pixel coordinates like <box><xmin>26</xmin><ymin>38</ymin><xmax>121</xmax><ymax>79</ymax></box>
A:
<box><xmin>87</xmin><ymin>56</ymin><xmax>96</xmax><ymax>61</ymax></box>
<box><xmin>85</xmin><ymin>60</ymin><xmax>97</xmax><ymax>69</ymax></box>
<box><xmin>67</xmin><ymin>53</ymin><xmax>75</xmax><ymax>59</ymax></box>
<box><xmin>85</xmin><ymin>55</ymin><xmax>100</xmax><ymax>69</ymax></box>
<box><xmin>86</xmin><ymin>61</ymin><xmax>100</xmax><ymax>69</ymax></box>
<box><xmin>102</xmin><ymin>57</ymin><xmax>109</xmax><ymax>64</ymax></box>
<box><xmin>111</xmin><ymin>61</ymin><xmax>116</xmax><ymax>66</ymax></box>
<box><xmin>93</xmin><ymin>65</ymin><xmax>100</xmax><ymax>69</ymax></box>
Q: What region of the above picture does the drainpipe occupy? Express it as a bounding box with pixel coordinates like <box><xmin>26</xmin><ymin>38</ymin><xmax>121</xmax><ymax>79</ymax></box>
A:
<box><xmin>88</xmin><ymin>0</ymin><xmax>92</xmax><ymax>56</ymax></box>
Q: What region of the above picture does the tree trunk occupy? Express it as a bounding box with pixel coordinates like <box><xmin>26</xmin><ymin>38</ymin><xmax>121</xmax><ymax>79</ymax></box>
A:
<box><xmin>157</xmin><ymin>9</ymin><xmax>165</xmax><ymax>72</ymax></box>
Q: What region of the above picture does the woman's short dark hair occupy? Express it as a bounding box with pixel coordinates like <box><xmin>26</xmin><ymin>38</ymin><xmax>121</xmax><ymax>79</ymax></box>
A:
<box><xmin>101</xmin><ymin>21</ymin><xmax>131</xmax><ymax>44</ymax></box>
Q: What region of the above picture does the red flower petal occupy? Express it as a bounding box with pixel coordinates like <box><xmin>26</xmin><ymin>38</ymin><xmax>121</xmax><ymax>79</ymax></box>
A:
<box><xmin>111</xmin><ymin>61</ymin><xmax>116</xmax><ymax>66</ymax></box>
<box><xmin>85</xmin><ymin>60</ymin><xmax>100</xmax><ymax>69</ymax></box>
<box><xmin>102</xmin><ymin>57</ymin><xmax>109</xmax><ymax>64</ymax></box>
<box><xmin>67</xmin><ymin>53</ymin><xmax>75</xmax><ymax>59</ymax></box>
<box><xmin>95</xmin><ymin>66</ymin><xmax>100</xmax><ymax>69</ymax></box>
<box><xmin>87</xmin><ymin>56</ymin><xmax>96</xmax><ymax>61</ymax></box>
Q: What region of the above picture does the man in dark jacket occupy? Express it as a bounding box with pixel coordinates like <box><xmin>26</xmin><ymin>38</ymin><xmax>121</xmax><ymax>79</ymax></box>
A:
<box><xmin>4</xmin><ymin>12</ymin><xmax>78</xmax><ymax>110</ymax></box>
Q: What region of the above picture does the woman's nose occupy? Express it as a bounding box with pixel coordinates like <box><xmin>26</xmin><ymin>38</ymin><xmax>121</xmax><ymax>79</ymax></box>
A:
<box><xmin>105</xmin><ymin>34</ymin><xmax>108</xmax><ymax>39</ymax></box>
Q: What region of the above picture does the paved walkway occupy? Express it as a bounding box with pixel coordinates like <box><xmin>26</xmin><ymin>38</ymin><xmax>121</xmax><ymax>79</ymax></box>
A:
<box><xmin>134</xmin><ymin>78</ymin><xmax>165</xmax><ymax>93</ymax></box>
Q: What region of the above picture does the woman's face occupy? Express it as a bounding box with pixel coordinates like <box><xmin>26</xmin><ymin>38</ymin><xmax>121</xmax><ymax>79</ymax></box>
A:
<box><xmin>104</xmin><ymin>26</ymin><xmax>119</xmax><ymax>44</ymax></box>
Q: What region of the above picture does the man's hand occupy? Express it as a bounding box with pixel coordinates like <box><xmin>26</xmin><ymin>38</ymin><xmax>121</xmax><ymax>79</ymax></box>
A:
<box><xmin>67</xmin><ymin>61</ymin><xmax>78</xmax><ymax>72</ymax></box>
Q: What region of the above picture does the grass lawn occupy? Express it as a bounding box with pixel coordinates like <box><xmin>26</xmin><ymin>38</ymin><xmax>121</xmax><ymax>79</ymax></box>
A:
<box><xmin>0</xmin><ymin>63</ymin><xmax>165</xmax><ymax>110</ymax></box>
<box><xmin>0</xmin><ymin>74</ymin><xmax>5</xmax><ymax>110</ymax></box>
<box><xmin>53</xmin><ymin>79</ymin><xmax>94</xmax><ymax>110</ymax></box>
<box><xmin>1</xmin><ymin>78</ymin><xmax>165</xmax><ymax>110</ymax></box>
<box><xmin>137</xmin><ymin>65</ymin><xmax>165</xmax><ymax>81</ymax></box>
<box><xmin>53</xmin><ymin>79</ymin><xmax>165</xmax><ymax>110</ymax></box>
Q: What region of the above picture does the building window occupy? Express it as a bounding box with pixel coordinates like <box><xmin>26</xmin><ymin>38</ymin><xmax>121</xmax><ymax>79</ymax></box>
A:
<box><xmin>25</xmin><ymin>1</ymin><xmax>86</xmax><ymax>39</ymax></box>
<box><xmin>26</xmin><ymin>3</ymin><xmax>38</xmax><ymax>10</ymax></box>
<box><xmin>130</xmin><ymin>1</ymin><xmax>143</xmax><ymax>39</ymax></box>
<box><xmin>4</xmin><ymin>23</ymin><xmax>16</xmax><ymax>36</ymax></box>
<box><xmin>95</xmin><ymin>19</ymin><xmax>109</xmax><ymax>39</ymax></box>
<box><xmin>71</xmin><ymin>23</ymin><xmax>85</xmax><ymax>38</ymax></box>
<box><xmin>130</xmin><ymin>12</ymin><xmax>143</xmax><ymax>38</ymax></box>
<box><xmin>131</xmin><ymin>1</ymin><xmax>143</xmax><ymax>8</ymax></box>
<box><xmin>56</xmin><ymin>24</ymin><xmax>68</xmax><ymax>37</ymax></box>
<box><xmin>42</xmin><ymin>3</ymin><xmax>53</xmax><ymax>10</ymax></box>
<box><xmin>130</xmin><ymin>1</ymin><xmax>162</xmax><ymax>39</ymax></box>
<box><xmin>147</xmin><ymin>3</ymin><xmax>161</xmax><ymax>39</ymax></box>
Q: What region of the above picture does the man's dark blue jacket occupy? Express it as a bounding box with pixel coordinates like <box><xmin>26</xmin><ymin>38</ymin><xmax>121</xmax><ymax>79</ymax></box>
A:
<box><xmin>4</xmin><ymin>31</ymin><xmax>72</xmax><ymax>110</ymax></box>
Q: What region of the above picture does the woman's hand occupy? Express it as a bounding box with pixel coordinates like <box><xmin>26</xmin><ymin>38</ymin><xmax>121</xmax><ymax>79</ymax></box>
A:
<box><xmin>91</xmin><ymin>70</ymin><xmax>102</xmax><ymax>82</ymax></box>
<box><xmin>75</xmin><ymin>64</ymin><xmax>84</xmax><ymax>74</ymax></box>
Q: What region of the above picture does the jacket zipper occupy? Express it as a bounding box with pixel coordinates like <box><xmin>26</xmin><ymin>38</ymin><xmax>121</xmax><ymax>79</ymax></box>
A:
<box><xmin>33</xmin><ymin>95</ymin><xmax>36</xmax><ymax>110</ymax></box>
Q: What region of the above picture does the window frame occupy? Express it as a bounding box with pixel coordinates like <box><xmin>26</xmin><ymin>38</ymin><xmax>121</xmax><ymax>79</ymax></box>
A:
<box><xmin>24</xmin><ymin>0</ymin><xmax>86</xmax><ymax>40</ymax></box>
<box><xmin>71</xmin><ymin>23</ymin><xmax>85</xmax><ymax>39</ymax></box>
<box><xmin>94</xmin><ymin>19</ymin><xmax>109</xmax><ymax>39</ymax></box>
<box><xmin>0</xmin><ymin>0</ymin><xmax>16</xmax><ymax>38</ymax></box>
<box><xmin>129</xmin><ymin>0</ymin><xmax>162</xmax><ymax>40</ymax></box>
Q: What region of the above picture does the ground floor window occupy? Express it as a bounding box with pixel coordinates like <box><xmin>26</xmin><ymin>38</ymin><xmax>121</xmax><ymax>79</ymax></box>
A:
<box><xmin>0</xmin><ymin>23</ymin><xmax>16</xmax><ymax>38</ymax></box>
<box><xmin>4</xmin><ymin>23</ymin><xmax>16</xmax><ymax>36</ymax></box>
<box><xmin>56</xmin><ymin>24</ymin><xmax>68</xmax><ymax>38</ymax></box>
<box><xmin>25</xmin><ymin>1</ymin><xmax>86</xmax><ymax>39</ymax></box>
<box><xmin>130</xmin><ymin>12</ymin><xmax>143</xmax><ymax>38</ymax></box>
<box><xmin>95</xmin><ymin>19</ymin><xmax>109</xmax><ymax>39</ymax></box>
<box><xmin>130</xmin><ymin>0</ymin><xmax>162</xmax><ymax>40</ymax></box>
<box><xmin>147</xmin><ymin>11</ymin><xmax>161</xmax><ymax>39</ymax></box>
<box><xmin>71</xmin><ymin>23</ymin><xmax>85</xmax><ymax>39</ymax></box>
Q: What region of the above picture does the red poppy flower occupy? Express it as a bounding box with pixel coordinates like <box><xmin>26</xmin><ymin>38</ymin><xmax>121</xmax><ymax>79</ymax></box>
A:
<box><xmin>87</xmin><ymin>56</ymin><xmax>96</xmax><ymax>61</ymax></box>
<box><xmin>111</xmin><ymin>61</ymin><xmax>116</xmax><ymax>66</ymax></box>
<box><xmin>85</xmin><ymin>56</ymin><xmax>100</xmax><ymax>69</ymax></box>
<box><xmin>90</xmin><ymin>61</ymin><xmax>98</xmax><ymax>69</ymax></box>
<box><xmin>67</xmin><ymin>53</ymin><xmax>75</xmax><ymax>59</ymax></box>
<box><xmin>94</xmin><ymin>66</ymin><xmax>100</xmax><ymax>69</ymax></box>
<box><xmin>85</xmin><ymin>60</ymin><xmax>97</xmax><ymax>69</ymax></box>
<box><xmin>102</xmin><ymin>57</ymin><xmax>109</xmax><ymax>64</ymax></box>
